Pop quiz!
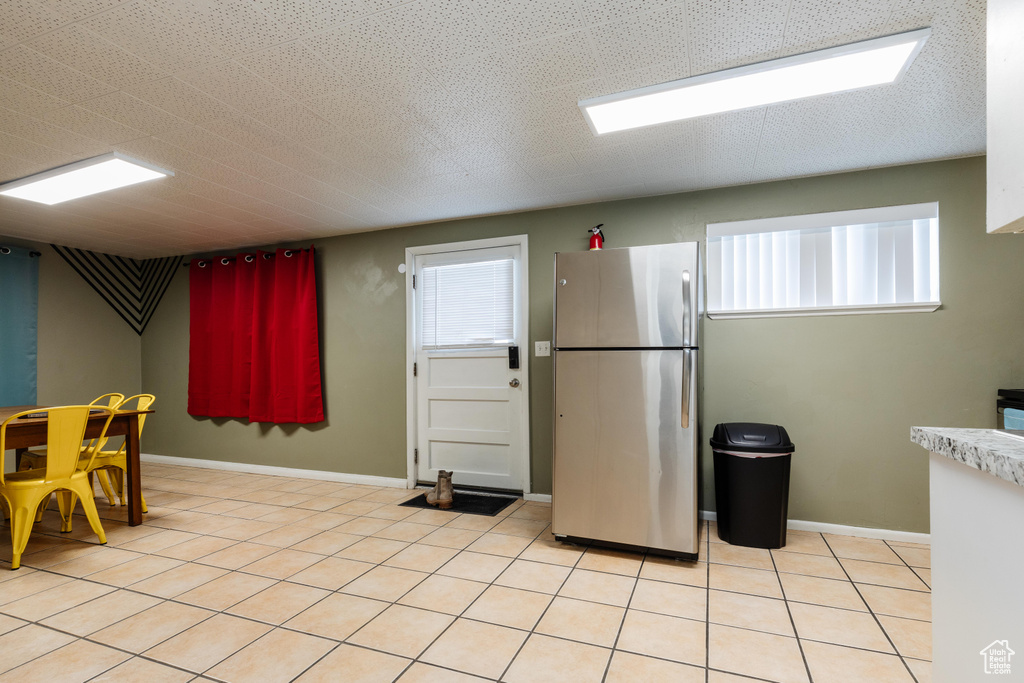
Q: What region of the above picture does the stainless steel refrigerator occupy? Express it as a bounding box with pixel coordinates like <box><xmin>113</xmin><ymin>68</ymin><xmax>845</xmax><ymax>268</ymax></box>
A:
<box><xmin>552</xmin><ymin>242</ymin><xmax>700</xmax><ymax>558</ymax></box>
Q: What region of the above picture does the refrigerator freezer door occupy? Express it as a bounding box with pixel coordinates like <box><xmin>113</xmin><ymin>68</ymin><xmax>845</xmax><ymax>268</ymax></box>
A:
<box><xmin>552</xmin><ymin>349</ymin><xmax>698</xmax><ymax>555</ymax></box>
<box><xmin>555</xmin><ymin>243</ymin><xmax>698</xmax><ymax>349</ymax></box>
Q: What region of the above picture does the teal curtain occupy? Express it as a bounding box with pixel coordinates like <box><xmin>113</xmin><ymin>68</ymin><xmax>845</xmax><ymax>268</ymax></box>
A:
<box><xmin>0</xmin><ymin>246</ymin><xmax>39</xmax><ymax>406</ymax></box>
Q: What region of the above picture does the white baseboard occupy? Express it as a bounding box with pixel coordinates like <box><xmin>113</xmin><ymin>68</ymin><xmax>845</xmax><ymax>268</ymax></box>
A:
<box><xmin>524</xmin><ymin>493</ymin><xmax>552</xmax><ymax>503</ymax></box>
<box><xmin>699</xmin><ymin>510</ymin><xmax>930</xmax><ymax>544</ymax></box>
<box><xmin>141</xmin><ymin>453</ymin><xmax>408</xmax><ymax>489</ymax></box>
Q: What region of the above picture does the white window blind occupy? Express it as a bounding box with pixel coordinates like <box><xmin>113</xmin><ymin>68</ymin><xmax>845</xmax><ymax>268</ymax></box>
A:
<box><xmin>420</xmin><ymin>258</ymin><xmax>515</xmax><ymax>348</ymax></box>
<box><xmin>707</xmin><ymin>203</ymin><xmax>940</xmax><ymax>318</ymax></box>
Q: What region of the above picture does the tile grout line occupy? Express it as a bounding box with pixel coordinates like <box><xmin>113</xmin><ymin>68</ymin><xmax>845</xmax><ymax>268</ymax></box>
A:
<box><xmin>598</xmin><ymin>543</ymin><xmax>646</xmax><ymax>682</ymax></box>
<box><xmin>771</xmin><ymin>533</ymin><xmax>815</xmax><ymax>683</ymax></box>
<box><xmin>882</xmin><ymin>537</ymin><xmax>931</xmax><ymax>589</ymax></box>
<box><xmin>492</xmin><ymin>526</ymin><xmax>588</xmax><ymax>681</ymax></box>
<box><xmin>820</xmin><ymin>535</ymin><xmax>923</xmax><ymax>683</ymax></box>
<box><xmin>704</xmin><ymin>521</ymin><xmax>711</xmax><ymax>683</ymax></box>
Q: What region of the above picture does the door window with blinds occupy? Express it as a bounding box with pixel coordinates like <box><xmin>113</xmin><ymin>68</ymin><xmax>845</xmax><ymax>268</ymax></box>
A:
<box><xmin>417</xmin><ymin>246</ymin><xmax>518</xmax><ymax>349</ymax></box>
<box><xmin>706</xmin><ymin>203</ymin><xmax>940</xmax><ymax>318</ymax></box>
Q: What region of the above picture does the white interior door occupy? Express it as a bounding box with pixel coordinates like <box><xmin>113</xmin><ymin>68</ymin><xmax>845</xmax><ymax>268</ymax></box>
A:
<box><xmin>408</xmin><ymin>239</ymin><xmax>529</xmax><ymax>492</ymax></box>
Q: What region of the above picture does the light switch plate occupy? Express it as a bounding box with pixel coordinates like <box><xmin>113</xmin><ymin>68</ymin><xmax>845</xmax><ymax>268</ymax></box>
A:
<box><xmin>535</xmin><ymin>341</ymin><xmax>551</xmax><ymax>356</ymax></box>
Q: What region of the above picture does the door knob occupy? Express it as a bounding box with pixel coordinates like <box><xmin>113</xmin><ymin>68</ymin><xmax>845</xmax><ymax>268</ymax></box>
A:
<box><xmin>509</xmin><ymin>378</ymin><xmax>521</xmax><ymax>388</ymax></box>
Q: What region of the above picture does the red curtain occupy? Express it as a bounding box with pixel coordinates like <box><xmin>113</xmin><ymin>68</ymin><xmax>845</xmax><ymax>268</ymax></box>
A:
<box><xmin>188</xmin><ymin>248</ymin><xmax>324</xmax><ymax>423</ymax></box>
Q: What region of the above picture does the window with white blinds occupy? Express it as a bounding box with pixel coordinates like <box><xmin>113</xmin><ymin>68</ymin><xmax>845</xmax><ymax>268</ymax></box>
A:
<box><xmin>706</xmin><ymin>203</ymin><xmax>940</xmax><ymax>318</ymax></box>
<box><xmin>419</xmin><ymin>257</ymin><xmax>515</xmax><ymax>349</ymax></box>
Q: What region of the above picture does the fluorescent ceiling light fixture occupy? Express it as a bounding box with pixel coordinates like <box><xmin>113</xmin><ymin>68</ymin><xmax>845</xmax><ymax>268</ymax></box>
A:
<box><xmin>579</xmin><ymin>28</ymin><xmax>931</xmax><ymax>135</ymax></box>
<box><xmin>0</xmin><ymin>152</ymin><xmax>173</xmax><ymax>205</ymax></box>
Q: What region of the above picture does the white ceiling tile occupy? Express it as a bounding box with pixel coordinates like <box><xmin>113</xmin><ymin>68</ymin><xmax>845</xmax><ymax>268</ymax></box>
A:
<box><xmin>124</xmin><ymin>78</ymin><xmax>237</xmax><ymax>125</ymax></box>
<box><xmin>359</xmin><ymin>0</ymin><xmax>407</xmax><ymax>10</ymax></box>
<box><xmin>200</xmin><ymin>112</ymin><xmax>292</xmax><ymax>151</ymax></box>
<box><xmin>441</xmin><ymin>134</ymin><xmax>518</xmax><ymax>172</ymax></box>
<box><xmin>0</xmin><ymin>151</ymin><xmax>51</xmax><ymax>181</ymax></box>
<box><xmin>505</xmin><ymin>30</ymin><xmax>601</xmax><ymax>92</ymax></box>
<box><xmin>0</xmin><ymin>1</ymin><xmax>66</xmax><ymax>51</ymax></box>
<box><xmin>585</xmin><ymin>182</ymin><xmax>648</xmax><ymax>202</ymax></box>
<box><xmin>520</xmin><ymin>153</ymin><xmax>583</xmax><ymax>180</ymax></box>
<box><xmin>79</xmin><ymin>91</ymin><xmax>191</xmax><ymax>135</ymax></box>
<box><xmin>598</xmin><ymin>61</ymin><xmax>691</xmax><ymax>94</ymax></box>
<box><xmin>0</xmin><ymin>123</ymin><xmax>88</xmax><ymax>162</ymax></box>
<box><xmin>318</xmin><ymin>167</ymin><xmax>408</xmax><ymax>210</ymax></box>
<box><xmin>27</xmin><ymin>24</ymin><xmax>167</xmax><ymax>90</ymax></box>
<box><xmin>150</xmin><ymin>0</ymin><xmax>295</xmax><ymax>58</ymax></box>
<box><xmin>177</xmin><ymin>60</ymin><xmax>295</xmax><ymax>114</ymax></box>
<box><xmin>377</xmin><ymin>0</ymin><xmax>495</xmax><ymax>69</ymax></box>
<box><xmin>79</xmin><ymin>1</ymin><xmax>228</xmax><ymax>74</ymax></box>
<box><xmin>885</xmin><ymin>0</ymin><xmax>954</xmax><ymax>32</ymax></box>
<box><xmin>253</xmin><ymin>0</ymin><xmax>372</xmax><ymax>39</ymax></box>
<box><xmin>590</xmin><ymin>4</ymin><xmax>690</xmax><ymax>75</ymax></box>
<box><xmin>571</xmin><ymin>142</ymin><xmax>637</xmax><ymax>170</ymax></box>
<box><xmin>39</xmin><ymin>0</ymin><xmax>134</xmax><ymax>23</ymax></box>
<box><xmin>474</xmin><ymin>0</ymin><xmax>585</xmax><ymax>48</ymax></box>
<box><xmin>3</xmin><ymin>46</ymin><xmax>118</xmax><ymax>103</ymax></box>
<box><xmin>0</xmin><ymin>75</ymin><xmax>70</xmax><ymax>117</ymax></box>
<box><xmin>237</xmin><ymin>41</ymin><xmax>343</xmax><ymax>102</ymax></box>
<box><xmin>780</xmin><ymin>0</ymin><xmax>892</xmax><ymax>52</ymax></box>
<box><xmin>259</xmin><ymin>144</ymin><xmax>336</xmax><ymax>175</ymax></box>
<box><xmin>41</xmin><ymin>105</ymin><xmax>146</xmax><ymax>145</ymax></box>
<box><xmin>686</xmin><ymin>0</ymin><xmax>788</xmax><ymax>74</ymax></box>
<box><xmin>432</xmin><ymin>51</ymin><xmax>532</xmax><ymax>110</ymax></box>
<box><xmin>304</xmin><ymin>16</ymin><xmax>422</xmax><ymax>91</ymax></box>
<box><xmin>576</xmin><ymin>0</ymin><xmax>682</xmax><ymax>26</ymax></box>
<box><xmin>939</xmin><ymin>113</ymin><xmax>985</xmax><ymax>157</ymax></box>
<box><xmin>247</xmin><ymin>103</ymin><xmax>338</xmax><ymax>144</ymax></box>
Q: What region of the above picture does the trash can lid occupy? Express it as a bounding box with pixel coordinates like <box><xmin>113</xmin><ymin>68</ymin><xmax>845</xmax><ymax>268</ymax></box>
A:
<box><xmin>710</xmin><ymin>422</ymin><xmax>794</xmax><ymax>455</ymax></box>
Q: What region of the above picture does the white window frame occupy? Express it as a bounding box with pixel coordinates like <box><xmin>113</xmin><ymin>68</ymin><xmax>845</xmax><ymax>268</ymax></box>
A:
<box><xmin>416</xmin><ymin>244</ymin><xmax>519</xmax><ymax>351</ymax></box>
<box><xmin>706</xmin><ymin>203</ymin><xmax>940</xmax><ymax>319</ymax></box>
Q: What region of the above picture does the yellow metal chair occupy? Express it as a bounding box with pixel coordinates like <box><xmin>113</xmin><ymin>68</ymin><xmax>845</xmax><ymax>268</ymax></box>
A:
<box><xmin>19</xmin><ymin>393</ymin><xmax>125</xmax><ymax>513</ymax></box>
<box><xmin>87</xmin><ymin>394</ymin><xmax>155</xmax><ymax>512</ymax></box>
<box><xmin>0</xmin><ymin>406</ymin><xmax>114</xmax><ymax>570</ymax></box>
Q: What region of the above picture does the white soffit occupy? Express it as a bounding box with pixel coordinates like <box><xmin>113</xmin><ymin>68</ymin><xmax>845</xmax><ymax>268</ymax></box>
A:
<box><xmin>0</xmin><ymin>0</ymin><xmax>985</xmax><ymax>258</ymax></box>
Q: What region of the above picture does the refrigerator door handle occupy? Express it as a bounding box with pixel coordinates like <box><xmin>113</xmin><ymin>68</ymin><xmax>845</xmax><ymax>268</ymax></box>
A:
<box><xmin>681</xmin><ymin>348</ymin><xmax>691</xmax><ymax>429</ymax></box>
<box><xmin>681</xmin><ymin>269</ymin><xmax>691</xmax><ymax>348</ymax></box>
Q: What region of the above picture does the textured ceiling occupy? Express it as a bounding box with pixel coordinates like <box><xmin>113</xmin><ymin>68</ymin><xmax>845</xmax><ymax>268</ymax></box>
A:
<box><xmin>0</xmin><ymin>0</ymin><xmax>985</xmax><ymax>258</ymax></box>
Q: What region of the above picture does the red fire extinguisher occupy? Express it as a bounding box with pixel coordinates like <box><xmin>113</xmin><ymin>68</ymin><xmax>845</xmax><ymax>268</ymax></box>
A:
<box><xmin>589</xmin><ymin>224</ymin><xmax>605</xmax><ymax>250</ymax></box>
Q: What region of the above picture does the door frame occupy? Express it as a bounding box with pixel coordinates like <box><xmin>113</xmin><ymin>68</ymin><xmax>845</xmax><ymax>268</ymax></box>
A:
<box><xmin>404</xmin><ymin>234</ymin><xmax>531</xmax><ymax>493</ymax></box>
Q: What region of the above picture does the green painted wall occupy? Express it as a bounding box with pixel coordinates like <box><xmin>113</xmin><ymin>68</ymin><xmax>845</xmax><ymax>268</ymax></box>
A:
<box><xmin>141</xmin><ymin>156</ymin><xmax>1024</xmax><ymax>532</ymax></box>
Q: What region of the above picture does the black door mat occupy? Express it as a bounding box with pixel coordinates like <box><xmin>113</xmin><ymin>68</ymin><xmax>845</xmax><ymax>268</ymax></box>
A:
<box><xmin>400</xmin><ymin>491</ymin><xmax>518</xmax><ymax>516</ymax></box>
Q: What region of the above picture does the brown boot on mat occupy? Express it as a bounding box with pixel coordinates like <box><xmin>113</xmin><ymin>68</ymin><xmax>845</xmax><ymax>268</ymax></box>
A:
<box><xmin>426</xmin><ymin>470</ymin><xmax>454</xmax><ymax>509</ymax></box>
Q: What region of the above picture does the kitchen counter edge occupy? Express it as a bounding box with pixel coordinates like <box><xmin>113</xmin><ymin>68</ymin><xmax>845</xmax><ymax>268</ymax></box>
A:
<box><xmin>911</xmin><ymin>426</ymin><xmax>1024</xmax><ymax>488</ymax></box>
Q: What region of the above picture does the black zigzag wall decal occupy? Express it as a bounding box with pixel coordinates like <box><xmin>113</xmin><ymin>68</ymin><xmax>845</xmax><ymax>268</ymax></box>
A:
<box><xmin>51</xmin><ymin>245</ymin><xmax>183</xmax><ymax>336</ymax></box>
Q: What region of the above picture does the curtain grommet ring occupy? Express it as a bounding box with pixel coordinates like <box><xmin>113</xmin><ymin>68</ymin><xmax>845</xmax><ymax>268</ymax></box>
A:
<box><xmin>0</xmin><ymin>247</ymin><xmax>11</xmax><ymax>255</ymax></box>
<box><xmin>244</xmin><ymin>255</ymin><xmax>255</xmax><ymax>263</ymax></box>
<box><xmin>198</xmin><ymin>260</ymin><xmax>207</xmax><ymax>268</ymax></box>
<box><xmin>221</xmin><ymin>257</ymin><xmax>231</xmax><ymax>266</ymax></box>
<box><xmin>262</xmin><ymin>253</ymin><xmax>272</xmax><ymax>260</ymax></box>
<box><xmin>284</xmin><ymin>250</ymin><xmax>294</xmax><ymax>257</ymax></box>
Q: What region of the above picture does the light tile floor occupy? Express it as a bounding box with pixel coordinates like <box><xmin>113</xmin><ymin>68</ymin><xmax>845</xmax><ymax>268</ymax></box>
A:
<box><xmin>0</xmin><ymin>464</ymin><xmax>932</xmax><ymax>682</ymax></box>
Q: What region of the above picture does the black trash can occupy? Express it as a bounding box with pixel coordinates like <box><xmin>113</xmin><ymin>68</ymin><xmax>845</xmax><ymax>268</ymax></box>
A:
<box><xmin>711</xmin><ymin>422</ymin><xmax>794</xmax><ymax>549</ymax></box>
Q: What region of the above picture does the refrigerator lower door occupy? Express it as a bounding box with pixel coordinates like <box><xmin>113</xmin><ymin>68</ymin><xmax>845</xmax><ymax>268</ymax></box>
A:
<box><xmin>553</xmin><ymin>349</ymin><xmax>698</xmax><ymax>556</ymax></box>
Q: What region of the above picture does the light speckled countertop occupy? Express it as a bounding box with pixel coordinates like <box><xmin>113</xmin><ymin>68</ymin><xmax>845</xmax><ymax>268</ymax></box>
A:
<box><xmin>911</xmin><ymin>427</ymin><xmax>1024</xmax><ymax>488</ymax></box>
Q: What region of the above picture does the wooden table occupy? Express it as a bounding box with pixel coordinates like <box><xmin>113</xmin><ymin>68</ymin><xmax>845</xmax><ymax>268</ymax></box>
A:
<box><xmin>1</xmin><ymin>405</ymin><xmax>153</xmax><ymax>526</ymax></box>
